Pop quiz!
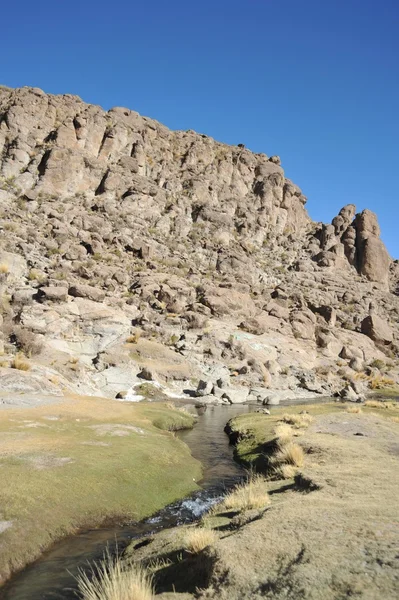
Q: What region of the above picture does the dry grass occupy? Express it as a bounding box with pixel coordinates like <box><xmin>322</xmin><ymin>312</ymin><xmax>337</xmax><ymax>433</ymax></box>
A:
<box><xmin>0</xmin><ymin>263</ymin><xmax>9</xmax><ymax>274</ymax></box>
<box><xmin>126</xmin><ymin>330</ymin><xmax>141</xmax><ymax>344</ymax></box>
<box><xmin>275</xmin><ymin>464</ymin><xmax>298</xmax><ymax>479</ymax></box>
<box><xmin>274</xmin><ymin>422</ymin><xmax>295</xmax><ymax>443</ymax></box>
<box><xmin>77</xmin><ymin>552</ymin><xmax>154</xmax><ymax>600</ymax></box>
<box><xmin>391</xmin><ymin>416</ymin><xmax>399</xmax><ymax>424</ymax></box>
<box><xmin>280</xmin><ymin>413</ymin><xmax>314</xmax><ymax>428</ymax></box>
<box><xmin>10</xmin><ymin>354</ymin><xmax>30</xmax><ymax>371</ymax></box>
<box><xmin>369</xmin><ymin>376</ymin><xmax>395</xmax><ymax>390</ymax></box>
<box><xmin>272</xmin><ymin>442</ymin><xmax>305</xmax><ymax>468</ymax></box>
<box><xmin>364</xmin><ymin>400</ymin><xmax>398</xmax><ymax>410</ymax></box>
<box><xmin>184</xmin><ymin>528</ymin><xmax>218</xmax><ymax>554</ymax></box>
<box><xmin>346</xmin><ymin>405</ymin><xmax>362</xmax><ymax>414</ymax></box>
<box><xmin>218</xmin><ymin>476</ymin><xmax>270</xmax><ymax>512</ymax></box>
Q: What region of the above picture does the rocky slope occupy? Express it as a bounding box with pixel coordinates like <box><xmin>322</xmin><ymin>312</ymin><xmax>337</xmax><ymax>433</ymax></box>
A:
<box><xmin>0</xmin><ymin>85</ymin><xmax>398</xmax><ymax>403</ymax></box>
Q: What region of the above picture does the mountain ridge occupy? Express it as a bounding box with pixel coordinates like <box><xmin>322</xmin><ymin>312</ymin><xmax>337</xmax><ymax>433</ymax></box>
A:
<box><xmin>0</xmin><ymin>85</ymin><xmax>398</xmax><ymax>402</ymax></box>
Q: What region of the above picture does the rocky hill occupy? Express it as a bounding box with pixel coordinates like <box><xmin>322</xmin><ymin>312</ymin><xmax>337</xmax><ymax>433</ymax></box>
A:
<box><xmin>0</xmin><ymin>85</ymin><xmax>398</xmax><ymax>403</ymax></box>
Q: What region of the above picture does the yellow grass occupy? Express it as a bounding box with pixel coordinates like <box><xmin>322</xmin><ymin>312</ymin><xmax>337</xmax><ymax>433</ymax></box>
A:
<box><xmin>273</xmin><ymin>442</ymin><xmax>305</xmax><ymax>468</ymax></box>
<box><xmin>126</xmin><ymin>330</ymin><xmax>141</xmax><ymax>344</ymax></box>
<box><xmin>274</xmin><ymin>423</ymin><xmax>295</xmax><ymax>443</ymax></box>
<box><xmin>364</xmin><ymin>400</ymin><xmax>398</xmax><ymax>410</ymax></box>
<box><xmin>218</xmin><ymin>476</ymin><xmax>270</xmax><ymax>512</ymax></box>
<box><xmin>369</xmin><ymin>376</ymin><xmax>395</xmax><ymax>390</ymax></box>
<box><xmin>391</xmin><ymin>416</ymin><xmax>399</xmax><ymax>424</ymax></box>
<box><xmin>10</xmin><ymin>355</ymin><xmax>30</xmax><ymax>371</ymax></box>
<box><xmin>77</xmin><ymin>552</ymin><xmax>153</xmax><ymax>600</ymax></box>
<box><xmin>346</xmin><ymin>405</ymin><xmax>362</xmax><ymax>414</ymax></box>
<box><xmin>184</xmin><ymin>528</ymin><xmax>218</xmax><ymax>554</ymax></box>
<box><xmin>280</xmin><ymin>413</ymin><xmax>314</xmax><ymax>428</ymax></box>
<box><xmin>0</xmin><ymin>263</ymin><xmax>9</xmax><ymax>274</ymax></box>
<box><xmin>275</xmin><ymin>464</ymin><xmax>298</xmax><ymax>479</ymax></box>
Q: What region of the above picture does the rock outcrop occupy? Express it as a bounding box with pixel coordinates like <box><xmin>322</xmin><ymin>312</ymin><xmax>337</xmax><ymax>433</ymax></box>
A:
<box><xmin>0</xmin><ymin>86</ymin><xmax>397</xmax><ymax>401</ymax></box>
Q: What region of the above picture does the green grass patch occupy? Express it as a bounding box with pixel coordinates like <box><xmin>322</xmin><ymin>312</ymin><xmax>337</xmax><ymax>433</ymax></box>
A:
<box><xmin>0</xmin><ymin>397</ymin><xmax>202</xmax><ymax>583</ymax></box>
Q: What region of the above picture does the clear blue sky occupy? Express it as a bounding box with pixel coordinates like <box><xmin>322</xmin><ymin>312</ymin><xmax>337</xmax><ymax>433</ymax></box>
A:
<box><xmin>2</xmin><ymin>1</ymin><xmax>398</xmax><ymax>257</ymax></box>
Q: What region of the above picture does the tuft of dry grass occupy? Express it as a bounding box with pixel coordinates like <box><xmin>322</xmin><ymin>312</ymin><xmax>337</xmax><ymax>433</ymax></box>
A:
<box><xmin>126</xmin><ymin>330</ymin><xmax>141</xmax><ymax>344</ymax></box>
<box><xmin>275</xmin><ymin>464</ymin><xmax>298</xmax><ymax>479</ymax></box>
<box><xmin>274</xmin><ymin>422</ymin><xmax>295</xmax><ymax>443</ymax></box>
<box><xmin>280</xmin><ymin>413</ymin><xmax>314</xmax><ymax>429</ymax></box>
<box><xmin>272</xmin><ymin>442</ymin><xmax>305</xmax><ymax>468</ymax></box>
<box><xmin>369</xmin><ymin>376</ymin><xmax>395</xmax><ymax>390</ymax></box>
<box><xmin>10</xmin><ymin>354</ymin><xmax>31</xmax><ymax>371</ymax></box>
<box><xmin>217</xmin><ymin>475</ymin><xmax>270</xmax><ymax>512</ymax></box>
<box><xmin>391</xmin><ymin>416</ymin><xmax>399</xmax><ymax>424</ymax></box>
<box><xmin>0</xmin><ymin>263</ymin><xmax>9</xmax><ymax>274</ymax></box>
<box><xmin>364</xmin><ymin>400</ymin><xmax>398</xmax><ymax>410</ymax></box>
<box><xmin>77</xmin><ymin>552</ymin><xmax>154</xmax><ymax>600</ymax></box>
<box><xmin>346</xmin><ymin>405</ymin><xmax>362</xmax><ymax>414</ymax></box>
<box><xmin>184</xmin><ymin>528</ymin><xmax>218</xmax><ymax>554</ymax></box>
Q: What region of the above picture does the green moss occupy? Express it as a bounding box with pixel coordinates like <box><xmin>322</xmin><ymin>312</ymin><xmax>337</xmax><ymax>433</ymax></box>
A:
<box><xmin>0</xmin><ymin>399</ymin><xmax>201</xmax><ymax>582</ymax></box>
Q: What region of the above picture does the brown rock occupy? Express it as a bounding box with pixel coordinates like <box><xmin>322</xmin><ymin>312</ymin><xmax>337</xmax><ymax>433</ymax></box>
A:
<box><xmin>360</xmin><ymin>315</ymin><xmax>393</xmax><ymax>344</ymax></box>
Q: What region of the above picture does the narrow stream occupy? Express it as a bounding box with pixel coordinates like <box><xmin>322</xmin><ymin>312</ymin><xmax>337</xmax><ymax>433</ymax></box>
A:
<box><xmin>0</xmin><ymin>404</ymin><xmax>251</xmax><ymax>600</ymax></box>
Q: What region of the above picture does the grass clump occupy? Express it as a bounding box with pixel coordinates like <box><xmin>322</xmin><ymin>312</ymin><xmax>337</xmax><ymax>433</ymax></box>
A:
<box><xmin>184</xmin><ymin>528</ymin><xmax>218</xmax><ymax>554</ymax></box>
<box><xmin>152</xmin><ymin>410</ymin><xmax>195</xmax><ymax>432</ymax></box>
<box><xmin>280</xmin><ymin>413</ymin><xmax>313</xmax><ymax>428</ymax></box>
<box><xmin>272</xmin><ymin>442</ymin><xmax>305</xmax><ymax>468</ymax></box>
<box><xmin>275</xmin><ymin>464</ymin><xmax>298</xmax><ymax>480</ymax></box>
<box><xmin>10</xmin><ymin>354</ymin><xmax>30</xmax><ymax>371</ymax></box>
<box><xmin>218</xmin><ymin>475</ymin><xmax>270</xmax><ymax>512</ymax></box>
<box><xmin>274</xmin><ymin>422</ymin><xmax>295</xmax><ymax>443</ymax></box>
<box><xmin>346</xmin><ymin>405</ymin><xmax>362</xmax><ymax>414</ymax></box>
<box><xmin>364</xmin><ymin>400</ymin><xmax>398</xmax><ymax>410</ymax></box>
<box><xmin>77</xmin><ymin>552</ymin><xmax>154</xmax><ymax>600</ymax></box>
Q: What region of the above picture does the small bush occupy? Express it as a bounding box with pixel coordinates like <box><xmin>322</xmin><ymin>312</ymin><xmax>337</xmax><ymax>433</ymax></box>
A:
<box><xmin>218</xmin><ymin>475</ymin><xmax>270</xmax><ymax>512</ymax></box>
<box><xmin>76</xmin><ymin>552</ymin><xmax>154</xmax><ymax>600</ymax></box>
<box><xmin>272</xmin><ymin>442</ymin><xmax>305</xmax><ymax>468</ymax></box>
<box><xmin>184</xmin><ymin>528</ymin><xmax>218</xmax><ymax>554</ymax></box>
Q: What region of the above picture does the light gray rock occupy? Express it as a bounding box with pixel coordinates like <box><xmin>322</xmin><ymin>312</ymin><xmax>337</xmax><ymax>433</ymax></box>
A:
<box><xmin>222</xmin><ymin>387</ymin><xmax>250</xmax><ymax>404</ymax></box>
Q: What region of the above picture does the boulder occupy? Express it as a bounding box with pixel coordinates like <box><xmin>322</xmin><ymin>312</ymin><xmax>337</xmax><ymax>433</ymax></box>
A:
<box><xmin>195</xmin><ymin>379</ymin><xmax>213</xmax><ymax>397</ymax></box>
<box><xmin>69</xmin><ymin>284</ymin><xmax>106</xmax><ymax>302</ymax></box>
<box><xmin>361</xmin><ymin>315</ymin><xmax>393</xmax><ymax>344</ymax></box>
<box><xmin>39</xmin><ymin>286</ymin><xmax>68</xmax><ymax>302</ymax></box>
<box><xmin>222</xmin><ymin>387</ymin><xmax>250</xmax><ymax>404</ymax></box>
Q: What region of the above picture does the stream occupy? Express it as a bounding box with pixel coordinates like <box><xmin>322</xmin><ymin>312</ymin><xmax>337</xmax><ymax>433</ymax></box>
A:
<box><xmin>0</xmin><ymin>403</ymin><xmax>252</xmax><ymax>600</ymax></box>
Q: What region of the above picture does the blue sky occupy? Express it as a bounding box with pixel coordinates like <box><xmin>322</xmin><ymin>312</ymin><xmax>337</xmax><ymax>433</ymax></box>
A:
<box><xmin>2</xmin><ymin>0</ymin><xmax>398</xmax><ymax>256</ymax></box>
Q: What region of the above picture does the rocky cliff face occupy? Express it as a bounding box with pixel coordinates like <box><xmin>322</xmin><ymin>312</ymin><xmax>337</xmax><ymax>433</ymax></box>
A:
<box><xmin>0</xmin><ymin>85</ymin><xmax>397</xmax><ymax>402</ymax></box>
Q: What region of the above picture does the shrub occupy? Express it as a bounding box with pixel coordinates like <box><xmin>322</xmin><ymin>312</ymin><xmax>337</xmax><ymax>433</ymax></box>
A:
<box><xmin>218</xmin><ymin>475</ymin><xmax>270</xmax><ymax>512</ymax></box>
<box><xmin>76</xmin><ymin>552</ymin><xmax>154</xmax><ymax>600</ymax></box>
<box><xmin>184</xmin><ymin>528</ymin><xmax>218</xmax><ymax>554</ymax></box>
<box><xmin>272</xmin><ymin>442</ymin><xmax>305</xmax><ymax>468</ymax></box>
<box><xmin>364</xmin><ymin>400</ymin><xmax>398</xmax><ymax>410</ymax></box>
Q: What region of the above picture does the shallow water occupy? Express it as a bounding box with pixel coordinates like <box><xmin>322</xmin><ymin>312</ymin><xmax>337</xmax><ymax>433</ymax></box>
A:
<box><xmin>0</xmin><ymin>403</ymin><xmax>251</xmax><ymax>600</ymax></box>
